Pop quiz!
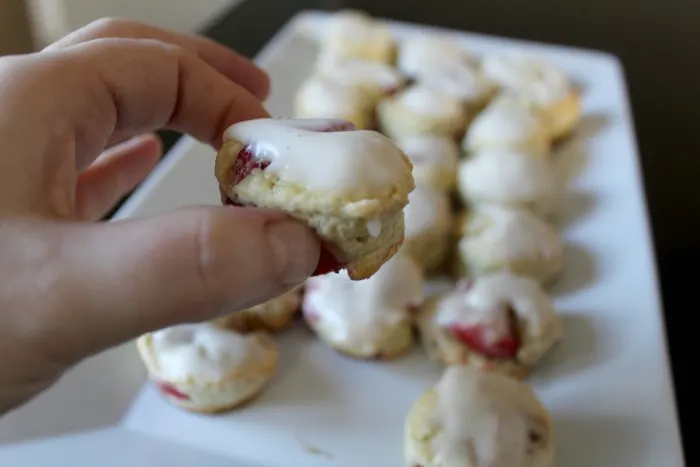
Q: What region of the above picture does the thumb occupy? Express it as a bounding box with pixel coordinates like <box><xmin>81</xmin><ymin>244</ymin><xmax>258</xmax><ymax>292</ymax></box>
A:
<box><xmin>39</xmin><ymin>206</ymin><xmax>319</xmax><ymax>361</ymax></box>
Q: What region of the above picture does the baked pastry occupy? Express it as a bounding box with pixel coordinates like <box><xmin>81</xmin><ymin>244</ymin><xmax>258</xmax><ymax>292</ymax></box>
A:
<box><xmin>456</xmin><ymin>205</ymin><xmax>563</xmax><ymax>284</ymax></box>
<box><xmin>482</xmin><ymin>53</ymin><xmax>581</xmax><ymax>139</ymax></box>
<box><xmin>405</xmin><ymin>365</ymin><xmax>555</xmax><ymax>467</ymax></box>
<box><xmin>457</xmin><ymin>147</ymin><xmax>559</xmax><ymax>216</ymax></box>
<box><xmin>212</xmin><ymin>286</ymin><xmax>302</xmax><ymax>333</ymax></box>
<box><xmin>416</xmin><ymin>272</ymin><xmax>563</xmax><ymax>377</ymax></box>
<box><xmin>418</xmin><ymin>61</ymin><xmax>497</xmax><ymax>114</ymax></box>
<box><xmin>396</xmin><ymin>136</ymin><xmax>461</xmax><ymax>192</ymax></box>
<box><xmin>318</xmin><ymin>10</ymin><xmax>396</xmax><ymax>64</ymax></box>
<box><xmin>314</xmin><ymin>56</ymin><xmax>406</xmax><ymax>101</ymax></box>
<box><xmin>294</xmin><ymin>75</ymin><xmax>376</xmax><ymax>129</ymax></box>
<box><xmin>403</xmin><ymin>185</ymin><xmax>454</xmax><ymax>273</ymax></box>
<box><xmin>462</xmin><ymin>94</ymin><xmax>550</xmax><ymax>156</ymax></box>
<box><xmin>136</xmin><ymin>323</ymin><xmax>278</xmax><ymax>413</ymax></box>
<box><xmin>215</xmin><ymin>118</ymin><xmax>415</xmax><ymax>280</ymax></box>
<box><xmin>377</xmin><ymin>84</ymin><xmax>469</xmax><ymax>141</ymax></box>
<box><xmin>397</xmin><ymin>34</ymin><xmax>475</xmax><ymax>77</ymax></box>
<box><xmin>301</xmin><ymin>252</ymin><xmax>424</xmax><ymax>360</ymax></box>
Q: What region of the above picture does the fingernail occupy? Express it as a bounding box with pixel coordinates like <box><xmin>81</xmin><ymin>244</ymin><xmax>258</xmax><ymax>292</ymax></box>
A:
<box><xmin>266</xmin><ymin>219</ymin><xmax>320</xmax><ymax>285</ymax></box>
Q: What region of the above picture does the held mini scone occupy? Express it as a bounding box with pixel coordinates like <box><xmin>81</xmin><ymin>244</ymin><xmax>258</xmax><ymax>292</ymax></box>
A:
<box><xmin>137</xmin><ymin>323</ymin><xmax>278</xmax><ymax>413</ymax></box>
<box><xmin>318</xmin><ymin>9</ymin><xmax>397</xmax><ymax>64</ymax></box>
<box><xmin>482</xmin><ymin>53</ymin><xmax>581</xmax><ymax>139</ymax></box>
<box><xmin>416</xmin><ymin>272</ymin><xmax>563</xmax><ymax>378</ymax></box>
<box><xmin>456</xmin><ymin>206</ymin><xmax>564</xmax><ymax>284</ymax></box>
<box><xmin>463</xmin><ymin>94</ymin><xmax>550</xmax><ymax>156</ymax></box>
<box><xmin>457</xmin><ymin>147</ymin><xmax>560</xmax><ymax>216</ymax></box>
<box><xmin>212</xmin><ymin>286</ymin><xmax>302</xmax><ymax>333</ymax></box>
<box><xmin>377</xmin><ymin>85</ymin><xmax>469</xmax><ymax>141</ymax></box>
<box><xmin>215</xmin><ymin>118</ymin><xmax>415</xmax><ymax>280</ymax></box>
<box><xmin>404</xmin><ymin>365</ymin><xmax>555</xmax><ymax>467</ymax></box>
<box><xmin>301</xmin><ymin>253</ymin><xmax>424</xmax><ymax>360</ymax></box>
<box><xmin>403</xmin><ymin>185</ymin><xmax>454</xmax><ymax>273</ymax></box>
<box><xmin>396</xmin><ymin>136</ymin><xmax>461</xmax><ymax>192</ymax></box>
<box><xmin>294</xmin><ymin>75</ymin><xmax>376</xmax><ymax>130</ymax></box>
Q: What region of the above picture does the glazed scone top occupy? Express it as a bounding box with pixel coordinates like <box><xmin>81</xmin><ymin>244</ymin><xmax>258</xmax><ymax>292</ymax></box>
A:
<box><xmin>434</xmin><ymin>272</ymin><xmax>562</xmax><ymax>364</ymax></box>
<box><xmin>398</xmin><ymin>136</ymin><xmax>460</xmax><ymax>173</ymax></box>
<box><xmin>224</xmin><ymin>118</ymin><xmax>413</xmax><ymax>197</ymax></box>
<box><xmin>432</xmin><ymin>366</ymin><xmax>552</xmax><ymax>467</ymax></box>
<box><xmin>404</xmin><ymin>185</ymin><xmax>453</xmax><ymax>238</ymax></box>
<box><xmin>304</xmin><ymin>253</ymin><xmax>424</xmax><ymax>347</ymax></box>
<box><xmin>418</xmin><ymin>61</ymin><xmax>496</xmax><ymax>105</ymax></box>
<box><xmin>392</xmin><ymin>85</ymin><xmax>466</xmax><ymax>120</ymax></box>
<box><xmin>146</xmin><ymin>324</ymin><xmax>270</xmax><ymax>382</ymax></box>
<box><xmin>397</xmin><ymin>34</ymin><xmax>474</xmax><ymax>76</ymax></box>
<box><xmin>315</xmin><ymin>57</ymin><xmax>405</xmax><ymax>94</ymax></box>
<box><xmin>296</xmin><ymin>75</ymin><xmax>372</xmax><ymax>115</ymax></box>
<box><xmin>324</xmin><ymin>10</ymin><xmax>394</xmax><ymax>49</ymax></box>
<box><xmin>482</xmin><ymin>53</ymin><xmax>573</xmax><ymax>104</ymax></box>
<box><xmin>463</xmin><ymin>94</ymin><xmax>549</xmax><ymax>155</ymax></box>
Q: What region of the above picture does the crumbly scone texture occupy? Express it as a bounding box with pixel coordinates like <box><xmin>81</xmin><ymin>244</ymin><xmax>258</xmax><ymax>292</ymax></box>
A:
<box><xmin>215</xmin><ymin>139</ymin><xmax>414</xmax><ymax>280</ymax></box>
<box><xmin>540</xmin><ymin>90</ymin><xmax>582</xmax><ymax>140</ymax></box>
<box><xmin>377</xmin><ymin>95</ymin><xmax>468</xmax><ymax>142</ymax></box>
<box><xmin>136</xmin><ymin>332</ymin><xmax>278</xmax><ymax>413</ymax></box>
<box><xmin>404</xmin><ymin>226</ymin><xmax>452</xmax><ymax>274</ymax></box>
<box><xmin>212</xmin><ymin>286</ymin><xmax>302</xmax><ymax>333</ymax></box>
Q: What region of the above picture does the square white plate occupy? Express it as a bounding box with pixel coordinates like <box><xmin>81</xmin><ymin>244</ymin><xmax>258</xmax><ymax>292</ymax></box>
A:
<box><xmin>0</xmin><ymin>10</ymin><xmax>685</xmax><ymax>467</ymax></box>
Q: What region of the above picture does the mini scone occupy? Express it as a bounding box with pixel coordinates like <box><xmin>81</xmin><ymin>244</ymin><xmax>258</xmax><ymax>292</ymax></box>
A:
<box><xmin>314</xmin><ymin>56</ymin><xmax>406</xmax><ymax>101</ymax></box>
<box><xmin>403</xmin><ymin>185</ymin><xmax>454</xmax><ymax>273</ymax></box>
<box><xmin>377</xmin><ymin>85</ymin><xmax>469</xmax><ymax>141</ymax></box>
<box><xmin>212</xmin><ymin>286</ymin><xmax>302</xmax><ymax>333</ymax></box>
<box><xmin>462</xmin><ymin>94</ymin><xmax>550</xmax><ymax>156</ymax></box>
<box><xmin>137</xmin><ymin>323</ymin><xmax>278</xmax><ymax>413</ymax></box>
<box><xmin>295</xmin><ymin>75</ymin><xmax>376</xmax><ymax>129</ymax></box>
<box><xmin>482</xmin><ymin>53</ymin><xmax>581</xmax><ymax>139</ymax></box>
<box><xmin>456</xmin><ymin>205</ymin><xmax>564</xmax><ymax>284</ymax></box>
<box><xmin>397</xmin><ymin>34</ymin><xmax>475</xmax><ymax>78</ymax></box>
<box><xmin>418</xmin><ymin>61</ymin><xmax>497</xmax><ymax>114</ymax></box>
<box><xmin>318</xmin><ymin>10</ymin><xmax>396</xmax><ymax>64</ymax></box>
<box><xmin>458</xmin><ymin>147</ymin><xmax>559</xmax><ymax>216</ymax></box>
<box><xmin>404</xmin><ymin>365</ymin><xmax>555</xmax><ymax>467</ymax></box>
<box><xmin>301</xmin><ymin>252</ymin><xmax>424</xmax><ymax>360</ymax></box>
<box><xmin>397</xmin><ymin>136</ymin><xmax>461</xmax><ymax>192</ymax></box>
<box><xmin>416</xmin><ymin>272</ymin><xmax>563</xmax><ymax>377</ymax></box>
<box><xmin>215</xmin><ymin>118</ymin><xmax>414</xmax><ymax>280</ymax></box>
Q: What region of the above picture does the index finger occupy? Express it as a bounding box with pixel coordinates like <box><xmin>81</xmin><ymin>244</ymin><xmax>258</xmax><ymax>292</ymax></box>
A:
<box><xmin>44</xmin><ymin>17</ymin><xmax>270</xmax><ymax>101</ymax></box>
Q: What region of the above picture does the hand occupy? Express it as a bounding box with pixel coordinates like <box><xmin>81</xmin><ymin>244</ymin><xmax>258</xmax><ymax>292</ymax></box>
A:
<box><xmin>0</xmin><ymin>19</ymin><xmax>320</xmax><ymax>414</ymax></box>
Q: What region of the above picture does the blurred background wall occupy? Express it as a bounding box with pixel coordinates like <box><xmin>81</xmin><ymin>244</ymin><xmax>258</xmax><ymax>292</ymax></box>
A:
<box><xmin>0</xmin><ymin>0</ymin><xmax>34</xmax><ymax>54</ymax></box>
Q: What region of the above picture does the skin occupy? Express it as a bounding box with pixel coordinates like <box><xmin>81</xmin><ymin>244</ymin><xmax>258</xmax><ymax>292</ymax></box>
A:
<box><xmin>0</xmin><ymin>19</ymin><xmax>320</xmax><ymax>414</ymax></box>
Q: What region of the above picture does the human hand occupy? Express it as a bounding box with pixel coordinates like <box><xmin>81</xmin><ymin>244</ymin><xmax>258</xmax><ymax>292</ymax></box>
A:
<box><xmin>0</xmin><ymin>19</ymin><xmax>320</xmax><ymax>413</ymax></box>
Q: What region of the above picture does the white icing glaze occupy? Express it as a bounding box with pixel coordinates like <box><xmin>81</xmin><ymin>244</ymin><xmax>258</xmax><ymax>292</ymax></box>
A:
<box><xmin>398</xmin><ymin>34</ymin><xmax>474</xmax><ymax>77</ymax></box>
<box><xmin>432</xmin><ymin>366</ymin><xmax>549</xmax><ymax>467</ymax></box>
<box><xmin>150</xmin><ymin>323</ymin><xmax>267</xmax><ymax>382</ymax></box>
<box><xmin>458</xmin><ymin>147</ymin><xmax>558</xmax><ymax>212</ymax></box>
<box><xmin>296</xmin><ymin>75</ymin><xmax>371</xmax><ymax>120</ymax></box>
<box><xmin>366</xmin><ymin>217</ymin><xmax>382</xmax><ymax>238</ymax></box>
<box><xmin>398</xmin><ymin>136</ymin><xmax>460</xmax><ymax>177</ymax></box>
<box><xmin>435</xmin><ymin>272</ymin><xmax>556</xmax><ymax>351</ymax></box>
<box><xmin>482</xmin><ymin>53</ymin><xmax>573</xmax><ymax>104</ymax></box>
<box><xmin>418</xmin><ymin>61</ymin><xmax>495</xmax><ymax>104</ymax></box>
<box><xmin>303</xmin><ymin>253</ymin><xmax>424</xmax><ymax>351</ymax></box>
<box><xmin>463</xmin><ymin>94</ymin><xmax>549</xmax><ymax>155</ymax></box>
<box><xmin>395</xmin><ymin>85</ymin><xmax>465</xmax><ymax>119</ymax></box>
<box><xmin>404</xmin><ymin>185</ymin><xmax>452</xmax><ymax>238</ymax></box>
<box><xmin>225</xmin><ymin>118</ymin><xmax>412</xmax><ymax>196</ymax></box>
<box><xmin>315</xmin><ymin>57</ymin><xmax>404</xmax><ymax>94</ymax></box>
<box><xmin>324</xmin><ymin>10</ymin><xmax>394</xmax><ymax>51</ymax></box>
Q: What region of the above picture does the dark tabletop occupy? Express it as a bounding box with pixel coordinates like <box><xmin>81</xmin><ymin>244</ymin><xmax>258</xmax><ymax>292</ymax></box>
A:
<box><xmin>155</xmin><ymin>0</ymin><xmax>696</xmax><ymax>462</ymax></box>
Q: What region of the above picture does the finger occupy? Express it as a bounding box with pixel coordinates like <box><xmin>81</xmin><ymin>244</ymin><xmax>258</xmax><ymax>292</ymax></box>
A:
<box><xmin>44</xmin><ymin>17</ymin><xmax>270</xmax><ymax>100</ymax></box>
<box><xmin>33</xmin><ymin>207</ymin><xmax>319</xmax><ymax>361</ymax></box>
<box><xmin>75</xmin><ymin>133</ymin><xmax>162</xmax><ymax>221</ymax></box>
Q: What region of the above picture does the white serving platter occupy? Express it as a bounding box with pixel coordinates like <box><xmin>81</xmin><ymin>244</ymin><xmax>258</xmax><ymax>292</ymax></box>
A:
<box><xmin>0</xmin><ymin>10</ymin><xmax>685</xmax><ymax>467</ymax></box>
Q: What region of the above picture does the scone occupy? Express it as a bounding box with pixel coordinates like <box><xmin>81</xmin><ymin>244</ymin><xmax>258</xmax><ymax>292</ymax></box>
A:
<box><xmin>397</xmin><ymin>34</ymin><xmax>476</xmax><ymax>78</ymax></box>
<box><xmin>462</xmin><ymin>94</ymin><xmax>550</xmax><ymax>156</ymax></box>
<box><xmin>294</xmin><ymin>75</ymin><xmax>376</xmax><ymax>129</ymax></box>
<box><xmin>482</xmin><ymin>53</ymin><xmax>581</xmax><ymax>139</ymax></box>
<box><xmin>457</xmin><ymin>147</ymin><xmax>559</xmax><ymax>216</ymax></box>
<box><xmin>397</xmin><ymin>136</ymin><xmax>461</xmax><ymax>192</ymax></box>
<box><xmin>456</xmin><ymin>206</ymin><xmax>563</xmax><ymax>284</ymax></box>
<box><xmin>416</xmin><ymin>272</ymin><xmax>563</xmax><ymax>378</ymax></box>
<box><xmin>403</xmin><ymin>185</ymin><xmax>454</xmax><ymax>273</ymax></box>
<box><xmin>318</xmin><ymin>10</ymin><xmax>396</xmax><ymax>64</ymax></box>
<box><xmin>137</xmin><ymin>323</ymin><xmax>278</xmax><ymax>413</ymax></box>
<box><xmin>212</xmin><ymin>286</ymin><xmax>302</xmax><ymax>333</ymax></box>
<box><xmin>405</xmin><ymin>365</ymin><xmax>555</xmax><ymax>467</ymax></box>
<box><xmin>314</xmin><ymin>56</ymin><xmax>406</xmax><ymax>101</ymax></box>
<box><xmin>377</xmin><ymin>85</ymin><xmax>469</xmax><ymax>141</ymax></box>
<box><xmin>301</xmin><ymin>252</ymin><xmax>424</xmax><ymax>360</ymax></box>
<box><xmin>215</xmin><ymin>118</ymin><xmax>415</xmax><ymax>280</ymax></box>
<box><xmin>418</xmin><ymin>61</ymin><xmax>497</xmax><ymax>114</ymax></box>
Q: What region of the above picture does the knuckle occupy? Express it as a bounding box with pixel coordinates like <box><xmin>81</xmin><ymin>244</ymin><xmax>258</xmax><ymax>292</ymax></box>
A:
<box><xmin>190</xmin><ymin>210</ymin><xmax>231</xmax><ymax>301</ymax></box>
<box><xmin>87</xmin><ymin>17</ymin><xmax>142</xmax><ymax>37</ymax></box>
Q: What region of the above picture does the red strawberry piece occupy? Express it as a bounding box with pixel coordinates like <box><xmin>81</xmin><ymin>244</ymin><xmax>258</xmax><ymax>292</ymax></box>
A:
<box><xmin>312</xmin><ymin>246</ymin><xmax>345</xmax><ymax>276</ymax></box>
<box><xmin>156</xmin><ymin>381</ymin><xmax>191</xmax><ymax>401</ymax></box>
<box><xmin>449</xmin><ymin>315</ymin><xmax>521</xmax><ymax>359</ymax></box>
<box><xmin>231</xmin><ymin>146</ymin><xmax>270</xmax><ymax>185</ymax></box>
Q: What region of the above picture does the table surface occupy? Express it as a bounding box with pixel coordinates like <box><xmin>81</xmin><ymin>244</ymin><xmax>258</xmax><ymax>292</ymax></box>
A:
<box><xmin>155</xmin><ymin>0</ymin><xmax>695</xmax><ymax>463</ymax></box>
